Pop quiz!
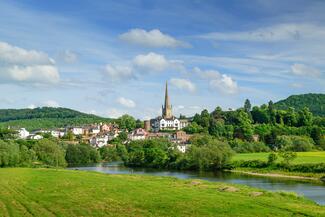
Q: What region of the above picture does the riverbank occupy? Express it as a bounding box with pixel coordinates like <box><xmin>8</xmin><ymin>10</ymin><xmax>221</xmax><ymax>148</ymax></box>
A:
<box><xmin>0</xmin><ymin>168</ymin><xmax>324</xmax><ymax>216</ymax></box>
<box><xmin>230</xmin><ymin>168</ymin><xmax>324</xmax><ymax>182</ymax></box>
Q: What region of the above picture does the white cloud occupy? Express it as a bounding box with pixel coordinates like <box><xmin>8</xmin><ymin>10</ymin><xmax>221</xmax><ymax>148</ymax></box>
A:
<box><xmin>209</xmin><ymin>74</ymin><xmax>238</xmax><ymax>94</ymax></box>
<box><xmin>193</xmin><ymin>67</ymin><xmax>238</xmax><ymax>94</ymax></box>
<box><xmin>42</xmin><ymin>100</ymin><xmax>59</xmax><ymax>108</ymax></box>
<box><xmin>1</xmin><ymin>65</ymin><xmax>60</xmax><ymax>84</ymax></box>
<box><xmin>117</xmin><ymin>97</ymin><xmax>136</xmax><ymax>108</ymax></box>
<box><xmin>170</xmin><ymin>78</ymin><xmax>196</xmax><ymax>92</ymax></box>
<box><xmin>133</xmin><ymin>52</ymin><xmax>185</xmax><ymax>73</ymax></box>
<box><xmin>200</xmin><ymin>23</ymin><xmax>325</xmax><ymax>42</ymax></box>
<box><xmin>0</xmin><ymin>41</ymin><xmax>54</xmax><ymax>65</ymax></box>
<box><xmin>133</xmin><ymin>52</ymin><xmax>169</xmax><ymax>72</ymax></box>
<box><xmin>0</xmin><ymin>41</ymin><xmax>60</xmax><ymax>85</ymax></box>
<box><xmin>119</xmin><ymin>28</ymin><xmax>189</xmax><ymax>48</ymax></box>
<box><xmin>291</xmin><ymin>63</ymin><xmax>321</xmax><ymax>77</ymax></box>
<box><xmin>103</xmin><ymin>64</ymin><xmax>134</xmax><ymax>81</ymax></box>
<box><xmin>193</xmin><ymin>67</ymin><xmax>220</xmax><ymax>79</ymax></box>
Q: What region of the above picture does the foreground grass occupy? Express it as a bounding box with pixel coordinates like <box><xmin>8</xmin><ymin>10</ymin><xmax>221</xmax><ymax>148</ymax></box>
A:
<box><xmin>233</xmin><ymin>151</ymin><xmax>325</xmax><ymax>164</ymax></box>
<box><xmin>0</xmin><ymin>168</ymin><xmax>324</xmax><ymax>217</ymax></box>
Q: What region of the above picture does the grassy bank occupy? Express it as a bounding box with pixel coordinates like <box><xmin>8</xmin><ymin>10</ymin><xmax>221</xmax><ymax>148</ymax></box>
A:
<box><xmin>0</xmin><ymin>168</ymin><xmax>324</xmax><ymax>216</ymax></box>
<box><xmin>232</xmin><ymin>151</ymin><xmax>325</xmax><ymax>164</ymax></box>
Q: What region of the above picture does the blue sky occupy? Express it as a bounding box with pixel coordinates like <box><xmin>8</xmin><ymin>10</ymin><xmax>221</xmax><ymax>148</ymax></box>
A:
<box><xmin>0</xmin><ymin>0</ymin><xmax>324</xmax><ymax>119</ymax></box>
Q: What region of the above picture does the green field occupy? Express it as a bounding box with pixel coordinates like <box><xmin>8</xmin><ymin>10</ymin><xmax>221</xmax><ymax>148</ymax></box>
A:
<box><xmin>233</xmin><ymin>151</ymin><xmax>325</xmax><ymax>164</ymax></box>
<box><xmin>0</xmin><ymin>168</ymin><xmax>324</xmax><ymax>216</ymax></box>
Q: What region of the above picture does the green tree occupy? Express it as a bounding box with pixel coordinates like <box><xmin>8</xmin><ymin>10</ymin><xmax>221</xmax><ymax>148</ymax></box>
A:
<box><xmin>278</xmin><ymin>151</ymin><xmax>297</xmax><ymax>165</ymax></box>
<box><xmin>234</xmin><ymin>110</ymin><xmax>254</xmax><ymax>141</ymax></box>
<box><xmin>297</xmin><ymin>107</ymin><xmax>313</xmax><ymax>127</ymax></box>
<box><xmin>0</xmin><ymin>140</ymin><xmax>20</xmax><ymax>167</ymax></box>
<box><xmin>118</xmin><ymin>115</ymin><xmax>136</xmax><ymax>131</ymax></box>
<box><xmin>33</xmin><ymin>139</ymin><xmax>67</xmax><ymax>167</ymax></box>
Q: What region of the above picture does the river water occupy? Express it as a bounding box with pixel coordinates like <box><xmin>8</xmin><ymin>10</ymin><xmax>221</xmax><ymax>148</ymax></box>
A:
<box><xmin>68</xmin><ymin>162</ymin><xmax>325</xmax><ymax>205</ymax></box>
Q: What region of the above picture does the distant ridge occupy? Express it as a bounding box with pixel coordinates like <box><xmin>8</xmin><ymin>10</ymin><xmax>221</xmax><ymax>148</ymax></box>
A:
<box><xmin>0</xmin><ymin>107</ymin><xmax>112</xmax><ymax>131</ymax></box>
<box><xmin>274</xmin><ymin>93</ymin><xmax>325</xmax><ymax>116</ymax></box>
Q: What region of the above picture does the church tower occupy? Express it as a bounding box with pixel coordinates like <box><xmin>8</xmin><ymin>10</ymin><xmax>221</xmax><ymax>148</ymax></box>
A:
<box><xmin>162</xmin><ymin>81</ymin><xmax>172</xmax><ymax>119</ymax></box>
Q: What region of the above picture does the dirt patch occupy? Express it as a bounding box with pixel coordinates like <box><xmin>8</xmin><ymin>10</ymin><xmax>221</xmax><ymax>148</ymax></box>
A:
<box><xmin>189</xmin><ymin>181</ymin><xmax>202</xmax><ymax>186</ymax></box>
<box><xmin>249</xmin><ymin>192</ymin><xmax>263</xmax><ymax>197</ymax></box>
<box><xmin>219</xmin><ymin>186</ymin><xmax>239</xmax><ymax>192</ymax></box>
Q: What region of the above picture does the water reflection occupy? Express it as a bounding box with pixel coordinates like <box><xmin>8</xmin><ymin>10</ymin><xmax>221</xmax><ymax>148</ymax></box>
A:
<box><xmin>68</xmin><ymin>162</ymin><xmax>325</xmax><ymax>205</ymax></box>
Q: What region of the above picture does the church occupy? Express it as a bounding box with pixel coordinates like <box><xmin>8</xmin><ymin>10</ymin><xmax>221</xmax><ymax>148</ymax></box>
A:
<box><xmin>150</xmin><ymin>82</ymin><xmax>189</xmax><ymax>132</ymax></box>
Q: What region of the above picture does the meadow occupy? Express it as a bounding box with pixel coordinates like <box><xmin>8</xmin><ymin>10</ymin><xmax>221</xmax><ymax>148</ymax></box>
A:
<box><xmin>0</xmin><ymin>168</ymin><xmax>324</xmax><ymax>217</ymax></box>
<box><xmin>232</xmin><ymin>151</ymin><xmax>325</xmax><ymax>164</ymax></box>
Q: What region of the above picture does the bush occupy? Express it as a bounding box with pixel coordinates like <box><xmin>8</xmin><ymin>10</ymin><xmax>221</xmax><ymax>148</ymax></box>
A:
<box><xmin>276</xmin><ymin>135</ymin><xmax>315</xmax><ymax>152</ymax></box>
<box><xmin>229</xmin><ymin>139</ymin><xmax>270</xmax><ymax>153</ymax></box>
<box><xmin>32</xmin><ymin>139</ymin><xmax>67</xmax><ymax>167</ymax></box>
<box><xmin>0</xmin><ymin>140</ymin><xmax>20</xmax><ymax>167</ymax></box>
<box><xmin>66</xmin><ymin>143</ymin><xmax>101</xmax><ymax>165</ymax></box>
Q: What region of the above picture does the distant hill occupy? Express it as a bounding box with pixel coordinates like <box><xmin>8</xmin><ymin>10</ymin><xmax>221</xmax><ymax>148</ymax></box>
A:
<box><xmin>274</xmin><ymin>93</ymin><xmax>325</xmax><ymax>116</ymax></box>
<box><xmin>0</xmin><ymin>107</ymin><xmax>112</xmax><ymax>131</ymax></box>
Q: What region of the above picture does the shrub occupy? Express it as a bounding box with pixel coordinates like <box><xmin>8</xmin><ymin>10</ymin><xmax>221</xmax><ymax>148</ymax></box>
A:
<box><xmin>230</xmin><ymin>139</ymin><xmax>270</xmax><ymax>153</ymax></box>
<box><xmin>276</xmin><ymin>135</ymin><xmax>315</xmax><ymax>152</ymax></box>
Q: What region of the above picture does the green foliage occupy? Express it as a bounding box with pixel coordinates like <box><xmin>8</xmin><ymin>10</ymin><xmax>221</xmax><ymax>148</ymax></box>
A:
<box><xmin>267</xmin><ymin>152</ymin><xmax>278</xmax><ymax>164</ymax></box>
<box><xmin>229</xmin><ymin>139</ymin><xmax>270</xmax><ymax>153</ymax></box>
<box><xmin>117</xmin><ymin>114</ymin><xmax>136</xmax><ymax>131</ymax></box>
<box><xmin>276</xmin><ymin>135</ymin><xmax>315</xmax><ymax>152</ymax></box>
<box><xmin>0</xmin><ymin>128</ymin><xmax>17</xmax><ymax>140</ymax></box>
<box><xmin>66</xmin><ymin>143</ymin><xmax>101</xmax><ymax>165</ymax></box>
<box><xmin>183</xmin><ymin>122</ymin><xmax>204</xmax><ymax>134</ymax></box>
<box><xmin>274</xmin><ymin>93</ymin><xmax>325</xmax><ymax>116</ymax></box>
<box><xmin>0</xmin><ymin>107</ymin><xmax>112</xmax><ymax>131</ymax></box>
<box><xmin>278</xmin><ymin>151</ymin><xmax>297</xmax><ymax>165</ymax></box>
<box><xmin>33</xmin><ymin>139</ymin><xmax>67</xmax><ymax>167</ymax></box>
<box><xmin>0</xmin><ymin>140</ymin><xmax>20</xmax><ymax>167</ymax></box>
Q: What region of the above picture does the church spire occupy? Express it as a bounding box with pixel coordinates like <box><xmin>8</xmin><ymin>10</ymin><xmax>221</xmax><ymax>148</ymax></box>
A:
<box><xmin>162</xmin><ymin>81</ymin><xmax>172</xmax><ymax>118</ymax></box>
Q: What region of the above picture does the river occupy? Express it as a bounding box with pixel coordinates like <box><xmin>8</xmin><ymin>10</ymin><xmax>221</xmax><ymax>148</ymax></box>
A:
<box><xmin>68</xmin><ymin>162</ymin><xmax>325</xmax><ymax>205</ymax></box>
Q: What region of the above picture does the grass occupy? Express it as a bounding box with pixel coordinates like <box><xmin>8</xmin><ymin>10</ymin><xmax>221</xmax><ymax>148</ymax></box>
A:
<box><xmin>232</xmin><ymin>151</ymin><xmax>325</xmax><ymax>164</ymax></box>
<box><xmin>0</xmin><ymin>168</ymin><xmax>324</xmax><ymax>217</ymax></box>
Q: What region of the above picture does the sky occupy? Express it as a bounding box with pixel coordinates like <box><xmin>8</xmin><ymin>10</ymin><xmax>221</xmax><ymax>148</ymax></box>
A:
<box><xmin>0</xmin><ymin>0</ymin><xmax>324</xmax><ymax>119</ymax></box>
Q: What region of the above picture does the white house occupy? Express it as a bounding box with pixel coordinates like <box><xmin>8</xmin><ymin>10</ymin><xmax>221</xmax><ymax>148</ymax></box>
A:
<box><xmin>28</xmin><ymin>134</ymin><xmax>43</xmax><ymax>140</ymax></box>
<box><xmin>71</xmin><ymin>127</ymin><xmax>83</xmax><ymax>135</ymax></box>
<box><xmin>176</xmin><ymin>144</ymin><xmax>188</xmax><ymax>153</ymax></box>
<box><xmin>18</xmin><ymin>128</ymin><xmax>30</xmax><ymax>139</ymax></box>
<box><xmin>50</xmin><ymin>130</ymin><xmax>60</xmax><ymax>138</ymax></box>
<box><xmin>90</xmin><ymin>126</ymin><xmax>100</xmax><ymax>135</ymax></box>
<box><xmin>90</xmin><ymin>135</ymin><xmax>109</xmax><ymax>148</ymax></box>
<box><xmin>128</xmin><ymin>128</ymin><xmax>148</xmax><ymax>141</ymax></box>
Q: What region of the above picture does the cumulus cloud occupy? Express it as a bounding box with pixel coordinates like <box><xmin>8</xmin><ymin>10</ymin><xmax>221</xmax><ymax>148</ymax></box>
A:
<box><xmin>210</xmin><ymin>74</ymin><xmax>238</xmax><ymax>94</ymax></box>
<box><xmin>103</xmin><ymin>64</ymin><xmax>134</xmax><ymax>81</ymax></box>
<box><xmin>119</xmin><ymin>28</ymin><xmax>189</xmax><ymax>48</ymax></box>
<box><xmin>199</xmin><ymin>23</ymin><xmax>325</xmax><ymax>42</ymax></box>
<box><xmin>133</xmin><ymin>52</ymin><xmax>169</xmax><ymax>71</ymax></box>
<box><xmin>291</xmin><ymin>63</ymin><xmax>321</xmax><ymax>77</ymax></box>
<box><xmin>194</xmin><ymin>67</ymin><xmax>238</xmax><ymax>94</ymax></box>
<box><xmin>117</xmin><ymin>97</ymin><xmax>136</xmax><ymax>108</ymax></box>
<box><xmin>0</xmin><ymin>41</ymin><xmax>60</xmax><ymax>85</ymax></box>
<box><xmin>170</xmin><ymin>78</ymin><xmax>196</xmax><ymax>92</ymax></box>
<box><xmin>133</xmin><ymin>52</ymin><xmax>185</xmax><ymax>72</ymax></box>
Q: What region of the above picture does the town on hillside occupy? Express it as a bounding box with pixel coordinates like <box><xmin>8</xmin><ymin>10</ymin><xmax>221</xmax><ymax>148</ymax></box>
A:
<box><xmin>14</xmin><ymin>82</ymin><xmax>191</xmax><ymax>153</ymax></box>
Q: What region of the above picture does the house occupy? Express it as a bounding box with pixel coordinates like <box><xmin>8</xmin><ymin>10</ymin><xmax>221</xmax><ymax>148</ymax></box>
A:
<box><xmin>128</xmin><ymin>128</ymin><xmax>148</xmax><ymax>141</ymax></box>
<box><xmin>50</xmin><ymin>130</ymin><xmax>60</xmax><ymax>138</ymax></box>
<box><xmin>70</xmin><ymin>127</ymin><xmax>83</xmax><ymax>135</ymax></box>
<box><xmin>89</xmin><ymin>135</ymin><xmax>109</xmax><ymax>148</ymax></box>
<box><xmin>28</xmin><ymin>134</ymin><xmax>43</xmax><ymax>140</ymax></box>
<box><xmin>173</xmin><ymin>131</ymin><xmax>191</xmax><ymax>144</ymax></box>
<box><xmin>90</xmin><ymin>126</ymin><xmax>100</xmax><ymax>135</ymax></box>
<box><xmin>176</xmin><ymin>144</ymin><xmax>188</xmax><ymax>153</ymax></box>
<box><xmin>18</xmin><ymin>128</ymin><xmax>29</xmax><ymax>139</ymax></box>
